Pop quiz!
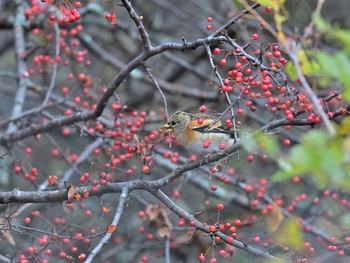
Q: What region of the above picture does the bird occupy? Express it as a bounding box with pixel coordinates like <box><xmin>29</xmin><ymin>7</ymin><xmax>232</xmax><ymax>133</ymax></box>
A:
<box><xmin>161</xmin><ymin>111</ymin><xmax>237</xmax><ymax>154</ymax></box>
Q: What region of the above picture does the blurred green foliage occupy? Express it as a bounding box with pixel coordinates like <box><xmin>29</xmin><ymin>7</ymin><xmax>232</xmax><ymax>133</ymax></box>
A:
<box><xmin>286</xmin><ymin>13</ymin><xmax>350</xmax><ymax>101</ymax></box>
<box><xmin>272</xmin><ymin>129</ymin><xmax>350</xmax><ymax>189</ymax></box>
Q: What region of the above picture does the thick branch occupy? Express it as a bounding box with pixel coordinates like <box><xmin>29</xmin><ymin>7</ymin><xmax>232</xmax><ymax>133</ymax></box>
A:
<box><xmin>1</xmin><ymin>103</ymin><xmax>348</xmax><ymax>204</ymax></box>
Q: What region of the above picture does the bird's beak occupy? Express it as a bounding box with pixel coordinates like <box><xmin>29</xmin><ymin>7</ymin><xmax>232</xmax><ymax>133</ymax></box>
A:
<box><xmin>159</xmin><ymin>123</ymin><xmax>172</xmax><ymax>134</ymax></box>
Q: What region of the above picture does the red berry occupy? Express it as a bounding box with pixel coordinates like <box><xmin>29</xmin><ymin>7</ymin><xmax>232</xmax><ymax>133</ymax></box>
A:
<box><xmin>213</xmin><ymin>48</ymin><xmax>221</xmax><ymax>55</ymax></box>
<box><xmin>216</xmin><ymin>203</ymin><xmax>224</xmax><ymax>210</ymax></box>
<box><xmin>203</xmin><ymin>140</ymin><xmax>211</xmax><ymax>148</ymax></box>
<box><xmin>142</xmin><ymin>165</ymin><xmax>150</xmax><ymax>174</ymax></box>
<box><xmin>32</xmin><ymin>210</ymin><xmax>40</xmax><ymax>217</ymax></box>
<box><xmin>78</xmin><ymin>253</ymin><xmax>86</xmax><ymax>261</ymax></box>
<box><xmin>198</xmin><ymin>254</ymin><xmax>206</xmax><ymax>262</ymax></box>
<box><xmin>173</xmin><ymin>190</ymin><xmax>181</xmax><ymax>199</ymax></box>
<box><xmin>219</xmin><ymin>59</ymin><xmax>227</xmax><ymax>66</ymax></box>
<box><xmin>146</xmin><ymin>233</ymin><xmax>154</xmax><ymax>240</ymax></box>
<box><xmin>219</xmin><ymin>143</ymin><xmax>226</xmax><ymax>150</ymax></box>
<box><xmin>14</xmin><ymin>165</ymin><xmax>22</xmax><ymax>173</ymax></box>
<box><xmin>199</xmin><ymin>105</ymin><xmax>207</xmax><ymax>112</ymax></box>
<box><xmin>283</xmin><ymin>139</ymin><xmax>291</xmax><ymax>146</ymax></box>
<box><xmin>177</xmin><ymin>218</ymin><xmax>185</xmax><ymax>226</ymax></box>
<box><xmin>245</xmin><ymin>185</ymin><xmax>253</xmax><ymax>192</ymax></box>
<box><xmin>219</xmin><ymin>250</ymin><xmax>226</xmax><ymax>257</ymax></box>
<box><xmin>286</xmin><ymin>113</ymin><xmax>294</xmax><ymax>121</ymax></box>
<box><xmin>236</xmin><ymin>108</ymin><xmax>244</xmax><ymax>115</ymax></box>
<box><xmin>292</xmin><ymin>176</ymin><xmax>300</xmax><ymax>183</ymax></box>
<box><xmin>273</xmin><ymin>51</ymin><xmax>281</xmax><ymax>58</ymax></box>
<box><xmin>223</xmin><ymin>237</ymin><xmax>232</xmax><ymax>244</ymax></box>
<box><xmin>27</xmin><ymin>246</ymin><xmax>35</xmax><ymax>254</ymax></box>
<box><xmin>246</xmin><ymin>155</ymin><xmax>254</xmax><ymax>162</ymax></box>
<box><xmin>233</xmin><ymin>219</ymin><xmax>241</xmax><ymax>227</ymax></box>
<box><xmin>209</xmin><ymin>225</ymin><xmax>217</xmax><ymax>232</ymax></box>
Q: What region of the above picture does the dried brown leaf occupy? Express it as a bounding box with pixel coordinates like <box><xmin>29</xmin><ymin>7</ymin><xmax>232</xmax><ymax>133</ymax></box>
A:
<box><xmin>65</xmin><ymin>184</ymin><xmax>77</xmax><ymax>204</ymax></box>
<box><xmin>146</xmin><ymin>204</ymin><xmax>173</xmax><ymax>238</ymax></box>
<box><xmin>267</xmin><ymin>203</ymin><xmax>285</xmax><ymax>233</ymax></box>
<box><xmin>107</xmin><ymin>224</ymin><xmax>117</xmax><ymax>233</ymax></box>
<box><xmin>0</xmin><ymin>217</ymin><xmax>15</xmax><ymax>246</ymax></box>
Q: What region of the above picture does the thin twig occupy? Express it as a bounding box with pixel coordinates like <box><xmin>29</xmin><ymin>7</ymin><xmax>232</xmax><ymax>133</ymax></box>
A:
<box><xmin>289</xmin><ymin>46</ymin><xmax>335</xmax><ymax>135</ymax></box>
<box><xmin>210</xmin><ymin>3</ymin><xmax>261</xmax><ymax>38</ymax></box>
<box><xmin>41</xmin><ymin>21</ymin><xmax>60</xmax><ymax>107</ymax></box>
<box><xmin>85</xmin><ymin>187</ymin><xmax>129</xmax><ymax>263</ymax></box>
<box><xmin>204</xmin><ymin>44</ymin><xmax>238</xmax><ymax>141</ymax></box>
<box><xmin>143</xmin><ymin>65</ymin><xmax>169</xmax><ymax>121</ymax></box>
<box><xmin>3</xmin><ymin>21</ymin><xmax>60</xmax><ymax>124</ymax></box>
<box><xmin>165</xmin><ymin>235</ymin><xmax>171</xmax><ymax>263</ymax></box>
<box><xmin>15</xmin><ymin>138</ymin><xmax>104</xmax><ymax>216</ymax></box>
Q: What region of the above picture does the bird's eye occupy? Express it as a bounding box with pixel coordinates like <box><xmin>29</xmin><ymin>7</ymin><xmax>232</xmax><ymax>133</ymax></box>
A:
<box><xmin>170</xmin><ymin>121</ymin><xmax>176</xmax><ymax>126</ymax></box>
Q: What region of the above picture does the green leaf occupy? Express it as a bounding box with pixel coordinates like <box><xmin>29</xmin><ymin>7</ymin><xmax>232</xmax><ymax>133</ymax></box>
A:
<box><xmin>253</xmin><ymin>132</ymin><xmax>279</xmax><ymax>155</ymax></box>
<box><xmin>275</xmin><ymin>14</ymin><xmax>287</xmax><ymax>24</ymax></box>
<box><xmin>272</xmin><ymin>131</ymin><xmax>349</xmax><ymax>189</ymax></box>
<box><xmin>313</xmin><ymin>13</ymin><xmax>350</xmax><ymax>51</ymax></box>
<box><xmin>312</xmin><ymin>13</ymin><xmax>330</xmax><ymax>31</ymax></box>
<box><xmin>286</xmin><ymin>49</ymin><xmax>320</xmax><ymax>80</ymax></box>
<box><xmin>285</xmin><ymin>63</ymin><xmax>297</xmax><ymax>80</ymax></box>
<box><xmin>317</xmin><ymin>52</ymin><xmax>350</xmax><ymax>85</ymax></box>
<box><xmin>254</xmin><ymin>0</ymin><xmax>285</xmax><ymax>9</ymax></box>
<box><xmin>274</xmin><ymin>219</ymin><xmax>303</xmax><ymax>250</ymax></box>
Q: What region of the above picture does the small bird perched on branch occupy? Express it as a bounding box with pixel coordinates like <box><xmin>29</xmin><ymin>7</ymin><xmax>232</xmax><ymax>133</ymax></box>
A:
<box><xmin>161</xmin><ymin>111</ymin><xmax>237</xmax><ymax>154</ymax></box>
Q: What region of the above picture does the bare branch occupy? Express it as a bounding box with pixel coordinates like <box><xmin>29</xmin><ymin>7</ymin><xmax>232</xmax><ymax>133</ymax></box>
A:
<box><xmin>8</xmin><ymin>0</ymin><xmax>28</xmax><ymax>133</ymax></box>
<box><xmin>288</xmin><ymin>47</ymin><xmax>336</xmax><ymax>135</ymax></box>
<box><xmin>150</xmin><ymin>189</ymin><xmax>282</xmax><ymax>261</ymax></box>
<box><xmin>121</xmin><ymin>0</ymin><xmax>152</xmax><ymax>51</ymax></box>
<box><xmin>85</xmin><ymin>187</ymin><xmax>129</xmax><ymax>263</ymax></box>
<box><xmin>143</xmin><ymin>65</ymin><xmax>170</xmax><ymax>120</ymax></box>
